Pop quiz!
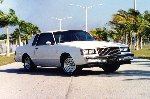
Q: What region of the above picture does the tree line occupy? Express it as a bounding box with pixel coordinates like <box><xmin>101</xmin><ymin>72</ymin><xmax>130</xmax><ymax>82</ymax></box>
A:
<box><xmin>0</xmin><ymin>7</ymin><xmax>40</xmax><ymax>56</ymax></box>
<box><xmin>0</xmin><ymin>9</ymin><xmax>41</xmax><ymax>45</ymax></box>
<box><xmin>90</xmin><ymin>8</ymin><xmax>150</xmax><ymax>50</ymax></box>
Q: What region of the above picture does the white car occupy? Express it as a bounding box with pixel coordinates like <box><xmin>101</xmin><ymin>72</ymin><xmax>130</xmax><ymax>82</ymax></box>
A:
<box><xmin>15</xmin><ymin>30</ymin><xmax>134</xmax><ymax>75</ymax></box>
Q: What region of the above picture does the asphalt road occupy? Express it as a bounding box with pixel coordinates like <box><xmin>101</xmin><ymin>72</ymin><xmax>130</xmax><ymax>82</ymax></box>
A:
<box><xmin>0</xmin><ymin>59</ymin><xmax>150</xmax><ymax>99</ymax></box>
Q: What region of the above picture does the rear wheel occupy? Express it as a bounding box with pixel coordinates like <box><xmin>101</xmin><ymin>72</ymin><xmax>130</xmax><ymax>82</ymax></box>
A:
<box><xmin>101</xmin><ymin>64</ymin><xmax>120</xmax><ymax>73</ymax></box>
<box><xmin>23</xmin><ymin>55</ymin><xmax>37</xmax><ymax>71</ymax></box>
<box><xmin>61</xmin><ymin>56</ymin><xmax>77</xmax><ymax>75</ymax></box>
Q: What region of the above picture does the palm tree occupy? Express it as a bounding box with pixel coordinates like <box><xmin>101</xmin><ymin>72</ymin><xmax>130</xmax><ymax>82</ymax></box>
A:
<box><xmin>17</xmin><ymin>21</ymin><xmax>40</xmax><ymax>44</ymax></box>
<box><xmin>109</xmin><ymin>10</ymin><xmax>128</xmax><ymax>43</ymax></box>
<box><xmin>12</xmin><ymin>20</ymin><xmax>41</xmax><ymax>45</ymax></box>
<box><xmin>0</xmin><ymin>9</ymin><xmax>18</xmax><ymax>56</ymax></box>
<box><xmin>139</xmin><ymin>18</ymin><xmax>149</xmax><ymax>49</ymax></box>
<box><xmin>16</xmin><ymin>20</ymin><xmax>26</xmax><ymax>46</ymax></box>
<box><xmin>109</xmin><ymin>9</ymin><xmax>148</xmax><ymax>49</ymax></box>
<box><xmin>142</xmin><ymin>11</ymin><xmax>150</xmax><ymax>47</ymax></box>
<box><xmin>128</xmin><ymin>9</ymin><xmax>150</xmax><ymax>50</ymax></box>
<box><xmin>110</xmin><ymin>9</ymin><xmax>136</xmax><ymax>48</ymax></box>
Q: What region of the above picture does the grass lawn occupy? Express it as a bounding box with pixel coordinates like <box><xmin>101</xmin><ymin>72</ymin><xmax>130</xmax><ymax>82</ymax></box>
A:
<box><xmin>0</xmin><ymin>54</ymin><xmax>15</xmax><ymax>66</ymax></box>
<box><xmin>131</xmin><ymin>45</ymin><xmax>150</xmax><ymax>60</ymax></box>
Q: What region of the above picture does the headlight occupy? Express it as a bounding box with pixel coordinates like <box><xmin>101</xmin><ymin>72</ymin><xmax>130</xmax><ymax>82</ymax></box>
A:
<box><xmin>80</xmin><ymin>49</ymin><xmax>96</xmax><ymax>55</ymax></box>
<box><xmin>120</xmin><ymin>47</ymin><xmax>130</xmax><ymax>52</ymax></box>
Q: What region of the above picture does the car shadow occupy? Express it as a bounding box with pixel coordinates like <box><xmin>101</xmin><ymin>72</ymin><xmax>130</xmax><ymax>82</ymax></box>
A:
<box><xmin>122</xmin><ymin>78</ymin><xmax>150</xmax><ymax>81</ymax></box>
<box><xmin>0</xmin><ymin>67</ymin><xmax>150</xmax><ymax>79</ymax></box>
<box><xmin>0</xmin><ymin>67</ymin><xmax>106</xmax><ymax>77</ymax></box>
<box><xmin>74</xmin><ymin>69</ymin><xmax>150</xmax><ymax>77</ymax></box>
<box><xmin>0</xmin><ymin>67</ymin><xmax>70</xmax><ymax>77</ymax></box>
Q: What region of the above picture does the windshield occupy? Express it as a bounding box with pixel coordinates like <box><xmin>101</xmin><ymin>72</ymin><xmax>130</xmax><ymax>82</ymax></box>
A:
<box><xmin>54</xmin><ymin>30</ymin><xmax>95</xmax><ymax>43</ymax></box>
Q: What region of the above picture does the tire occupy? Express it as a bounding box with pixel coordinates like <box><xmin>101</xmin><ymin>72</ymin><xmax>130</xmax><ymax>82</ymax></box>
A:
<box><xmin>23</xmin><ymin>55</ymin><xmax>37</xmax><ymax>72</ymax></box>
<box><xmin>61</xmin><ymin>56</ymin><xmax>77</xmax><ymax>75</ymax></box>
<box><xmin>102</xmin><ymin>64</ymin><xmax>120</xmax><ymax>73</ymax></box>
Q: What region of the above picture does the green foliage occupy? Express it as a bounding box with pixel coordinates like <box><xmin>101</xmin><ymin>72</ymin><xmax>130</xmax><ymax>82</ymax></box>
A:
<box><xmin>0</xmin><ymin>34</ymin><xmax>6</xmax><ymax>40</ymax></box>
<box><xmin>18</xmin><ymin>20</ymin><xmax>41</xmax><ymax>42</ymax></box>
<box><xmin>8</xmin><ymin>9</ymin><xmax>19</xmax><ymax>26</ymax></box>
<box><xmin>143</xmin><ymin>11</ymin><xmax>150</xmax><ymax>37</ymax></box>
<box><xmin>90</xmin><ymin>27</ymin><xmax>108</xmax><ymax>41</ymax></box>
<box><xmin>89</xmin><ymin>8</ymin><xmax>150</xmax><ymax>50</ymax></box>
<box><xmin>109</xmin><ymin>9</ymin><xmax>136</xmax><ymax>42</ymax></box>
<box><xmin>107</xmin><ymin>30</ymin><xmax>121</xmax><ymax>42</ymax></box>
<box><xmin>10</xmin><ymin>29</ymin><xmax>20</xmax><ymax>42</ymax></box>
<box><xmin>0</xmin><ymin>9</ymin><xmax>18</xmax><ymax>28</ymax></box>
<box><xmin>0</xmin><ymin>9</ymin><xmax>41</xmax><ymax>45</ymax></box>
<box><xmin>10</xmin><ymin>20</ymin><xmax>41</xmax><ymax>44</ymax></box>
<box><xmin>109</xmin><ymin>8</ymin><xmax>150</xmax><ymax>50</ymax></box>
<box><xmin>0</xmin><ymin>10</ymin><xmax>8</xmax><ymax>28</ymax></box>
<box><xmin>0</xmin><ymin>0</ymin><xmax>3</xmax><ymax>4</ymax></box>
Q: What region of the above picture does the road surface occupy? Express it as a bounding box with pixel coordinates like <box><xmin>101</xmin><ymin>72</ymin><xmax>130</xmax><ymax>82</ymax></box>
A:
<box><xmin>0</xmin><ymin>59</ymin><xmax>150</xmax><ymax>99</ymax></box>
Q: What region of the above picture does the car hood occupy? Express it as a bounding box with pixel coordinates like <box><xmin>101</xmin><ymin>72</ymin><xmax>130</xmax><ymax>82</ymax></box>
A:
<box><xmin>59</xmin><ymin>41</ymin><xmax>128</xmax><ymax>49</ymax></box>
<box><xmin>115</xmin><ymin>42</ymin><xmax>128</xmax><ymax>47</ymax></box>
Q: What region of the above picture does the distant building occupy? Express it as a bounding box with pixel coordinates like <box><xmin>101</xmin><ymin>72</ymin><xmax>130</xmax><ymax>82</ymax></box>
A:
<box><xmin>0</xmin><ymin>40</ymin><xmax>6</xmax><ymax>45</ymax></box>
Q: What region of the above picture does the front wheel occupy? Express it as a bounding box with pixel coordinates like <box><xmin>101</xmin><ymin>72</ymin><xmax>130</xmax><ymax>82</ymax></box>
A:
<box><xmin>23</xmin><ymin>55</ymin><xmax>37</xmax><ymax>71</ymax></box>
<box><xmin>61</xmin><ymin>56</ymin><xmax>77</xmax><ymax>75</ymax></box>
<box><xmin>101</xmin><ymin>64</ymin><xmax>120</xmax><ymax>73</ymax></box>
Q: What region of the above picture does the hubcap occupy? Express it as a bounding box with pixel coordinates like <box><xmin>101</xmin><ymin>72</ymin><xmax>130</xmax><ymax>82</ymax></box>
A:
<box><xmin>24</xmin><ymin>57</ymin><xmax>31</xmax><ymax>69</ymax></box>
<box><xmin>63</xmin><ymin>58</ymin><xmax>76</xmax><ymax>73</ymax></box>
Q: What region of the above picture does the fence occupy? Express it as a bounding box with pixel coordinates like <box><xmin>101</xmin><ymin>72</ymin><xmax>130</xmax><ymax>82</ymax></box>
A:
<box><xmin>0</xmin><ymin>44</ymin><xmax>17</xmax><ymax>54</ymax></box>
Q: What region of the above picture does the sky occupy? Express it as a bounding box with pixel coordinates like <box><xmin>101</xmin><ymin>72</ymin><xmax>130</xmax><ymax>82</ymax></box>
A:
<box><xmin>0</xmin><ymin>0</ymin><xmax>150</xmax><ymax>34</ymax></box>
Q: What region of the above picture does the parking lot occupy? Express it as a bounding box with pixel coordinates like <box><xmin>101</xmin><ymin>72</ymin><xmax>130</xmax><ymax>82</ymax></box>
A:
<box><xmin>0</xmin><ymin>59</ymin><xmax>150</xmax><ymax>99</ymax></box>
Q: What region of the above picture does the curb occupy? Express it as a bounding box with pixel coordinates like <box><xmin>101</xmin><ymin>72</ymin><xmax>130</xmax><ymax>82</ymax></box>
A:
<box><xmin>0</xmin><ymin>52</ymin><xmax>15</xmax><ymax>56</ymax></box>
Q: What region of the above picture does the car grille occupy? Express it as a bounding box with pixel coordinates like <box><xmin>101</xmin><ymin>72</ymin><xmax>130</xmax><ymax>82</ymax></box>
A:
<box><xmin>97</xmin><ymin>47</ymin><xmax>121</xmax><ymax>56</ymax></box>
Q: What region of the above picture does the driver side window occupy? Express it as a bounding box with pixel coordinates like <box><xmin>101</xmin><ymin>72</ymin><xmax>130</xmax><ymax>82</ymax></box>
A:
<box><xmin>36</xmin><ymin>33</ymin><xmax>55</xmax><ymax>46</ymax></box>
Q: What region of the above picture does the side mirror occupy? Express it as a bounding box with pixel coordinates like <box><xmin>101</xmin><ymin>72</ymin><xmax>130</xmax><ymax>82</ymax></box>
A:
<box><xmin>46</xmin><ymin>41</ymin><xmax>52</xmax><ymax>45</ymax></box>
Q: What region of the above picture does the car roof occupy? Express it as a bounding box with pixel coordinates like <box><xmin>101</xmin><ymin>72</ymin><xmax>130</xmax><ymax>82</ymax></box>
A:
<box><xmin>46</xmin><ymin>30</ymin><xmax>67</xmax><ymax>33</ymax></box>
<box><xmin>34</xmin><ymin>30</ymin><xmax>86</xmax><ymax>36</ymax></box>
<box><xmin>44</xmin><ymin>30</ymin><xmax>85</xmax><ymax>33</ymax></box>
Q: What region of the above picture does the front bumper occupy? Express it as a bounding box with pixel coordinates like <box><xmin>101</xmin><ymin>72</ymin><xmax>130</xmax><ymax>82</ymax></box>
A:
<box><xmin>84</xmin><ymin>53</ymin><xmax>134</xmax><ymax>66</ymax></box>
<box><xmin>117</xmin><ymin>53</ymin><xmax>134</xmax><ymax>64</ymax></box>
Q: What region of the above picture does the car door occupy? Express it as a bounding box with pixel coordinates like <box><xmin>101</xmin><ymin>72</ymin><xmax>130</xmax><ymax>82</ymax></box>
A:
<box><xmin>33</xmin><ymin>33</ymin><xmax>58</xmax><ymax>66</ymax></box>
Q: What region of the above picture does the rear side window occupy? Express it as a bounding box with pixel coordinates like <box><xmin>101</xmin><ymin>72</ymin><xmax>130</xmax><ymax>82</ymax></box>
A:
<box><xmin>32</xmin><ymin>34</ymin><xmax>39</xmax><ymax>46</ymax></box>
<box><xmin>36</xmin><ymin>33</ymin><xmax>55</xmax><ymax>46</ymax></box>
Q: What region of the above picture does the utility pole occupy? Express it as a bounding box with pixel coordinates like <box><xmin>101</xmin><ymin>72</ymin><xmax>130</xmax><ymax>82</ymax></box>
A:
<box><xmin>85</xmin><ymin>7</ymin><xmax>88</xmax><ymax>32</ymax></box>
<box><xmin>134</xmin><ymin>0</ymin><xmax>137</xmax><ymax>10</ymax></box>
<box><xmin>51</xmin><ymin>17</ymin><xmax>72</xmax><ymax>30</ymax></box>
<box><xmin>69</xmin><ymin>4</ymin><xmax>102</xmax><ymax>32</ymax></box>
